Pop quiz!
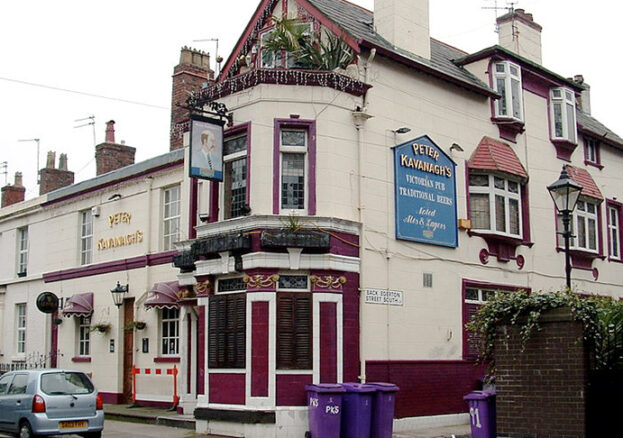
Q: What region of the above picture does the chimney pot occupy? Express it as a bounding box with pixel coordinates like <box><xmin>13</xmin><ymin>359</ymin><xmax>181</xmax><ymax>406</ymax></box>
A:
<box><xmin>105</xmin><ymin>120</ymin><xmax>116</xmax><ymax>143</ymax></box>
<box><xmin>59</xmin><ymin>153</ymin><xmax>68</xmax><ymax>171</ymax></box>
<box><xmin>46</xmin><ymin>151</ymin><xmax>56</xmax><ymax>169</ymax></box>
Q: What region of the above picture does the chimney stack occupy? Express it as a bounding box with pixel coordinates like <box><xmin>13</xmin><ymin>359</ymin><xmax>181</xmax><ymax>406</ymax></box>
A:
<box><xmin>574</xmin><ymin>74</ymin><xmax>591</xmax><ymax>115</ymax></box>
<box><xmin>170</xmin><ymin>46</ymin><xmax>215</xmax><ymax>151</ymax></box>
<box><xmin>39</xmin><ymin>151</ymin><xmax>75</xmax><ymax>195</ymax></box>
<box><xmin>1</xmin><ymin>172</ymin><xmax>26</xmax><ymax>207</ymax></box>
<box><xmin>497</xmin><ymin>9</ymin><xmax>543</xmax><ymax>65</ymax></box>
<box><xmin>95</xmin><ymin>120</ymin><xmax>136</xmax><ymax>175</ymax></box>
<box><xmin>374</xmin><ymin>0</ymin><xmax>430</xmax><ymax>59</ymax></box>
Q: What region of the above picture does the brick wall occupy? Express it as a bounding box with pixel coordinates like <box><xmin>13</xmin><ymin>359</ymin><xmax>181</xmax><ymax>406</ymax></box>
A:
<box><xmin>170</xmin><ymin>47</ymin><xmax>214</xmax><ymax>151</ymax></box>
<box><xmin>495</xmin><ymin>307</ymin><xmax>587</xmax><ymax>438</ymax></box>
<box><xmin>366</xmin><ymin>360</ymin><xmax>487</xmax><ymax>418</ymax></box>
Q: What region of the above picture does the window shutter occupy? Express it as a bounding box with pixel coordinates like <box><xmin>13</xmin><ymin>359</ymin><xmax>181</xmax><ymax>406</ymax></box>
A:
<box><xmin>209</xmin><ymin>294</ymin><xmax>246</xmax><ymax>368</ymax></box>
<box><xmin>277</xmin><ymin>293</ymin><xmax>312</xmax><ymax>369</ymax></box>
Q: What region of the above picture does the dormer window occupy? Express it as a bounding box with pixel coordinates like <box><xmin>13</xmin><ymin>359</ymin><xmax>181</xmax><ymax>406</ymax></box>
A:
<box><xmin>550</xmin><ymin>87</ymin><xmax>577</xmax><ymax>144</ymax></box>
<box><xmin>493</xmin><ymin>61</ymin><xmax>523</xmax><ymax>121</ymax></box>
<box><xmin>260</xmin><ymin>22</ymin><xmax>313</xmax><ymax>69</ymax></box>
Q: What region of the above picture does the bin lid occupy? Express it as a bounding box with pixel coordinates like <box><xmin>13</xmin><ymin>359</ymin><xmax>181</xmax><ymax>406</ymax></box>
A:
<box><xmin>341</xmin><ymin>382</ymin><xmax>376</xmax><ymax>393</ymax></box>
<box><xmin>305</xmin><ymin>384</ymin><xmax>346</xmax><ymax>393</ymax></box>
<box><xmin>366</xmin><ymin>382</ymin><xmax>399</xmax><ymax>392</ymax></box>
<box><xmin>463</xmin><ymin>390</ymin><xmax>495</xmax><ymax>401</ymax></box>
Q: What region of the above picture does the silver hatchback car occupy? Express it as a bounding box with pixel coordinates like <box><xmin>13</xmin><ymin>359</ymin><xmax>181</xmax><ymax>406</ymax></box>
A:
<box><xmin>0</xmin><ymin>369</ymin><xmax>104</xmax><ymax>438</ymax></box>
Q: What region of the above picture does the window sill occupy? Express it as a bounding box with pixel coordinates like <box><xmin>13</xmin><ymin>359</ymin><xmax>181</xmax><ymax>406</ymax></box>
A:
<box><xmin>584</xmin><ymin>160</ymin><xmax>604</xmax><ymax>170</ymax></box>
<box><xmin>71</xmin><ymin>356</ymin><xmax>92</xmax><ymax>363</ymax></box>
<box><xmin>154</xmin><ymin>356</ymin><xmax>180</xmax><ymax>363</ymax></box>
<box><xmin>556</xmin><ymin>247</ymin><xmax>604</xmax><ymax>280</ymax></box>
<box><xmin>491</xmin><ymin>118</ymin><xmax>525</xmax><ymax>143</ymax></box>
<box><xmin>551</xmin><ymin>139</ymin><xmax>578</xmax><ymax>161</ymax></box>
<box><xmin>608</xmin><ymin>256</ymin><xmax>623</xmax><ymax>264</ymax></box>
<box><xmin>469</xmin><ymin>230</ymin><xmax>532</xmax><ymax>267</ymax></box>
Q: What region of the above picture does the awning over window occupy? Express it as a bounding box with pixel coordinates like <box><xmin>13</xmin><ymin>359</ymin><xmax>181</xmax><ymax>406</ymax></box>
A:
<box><xmin>62</xmin><ymin>292</ymin><xmax>94</xmax><ymax>318</ymax></box>
<box><xmin>144</xmin><ymin>281</ymin><xmax>180</xmax><ymax>309</ymax></box>
<box><xmin>564</xmin><ymin>165</ymin><xmax>603</xmax><ymax>200</ymax></box>
<box><xmin>468</xmin><ymin>136</ymin><xmax>528</xmax><ymax>181</ymax></box>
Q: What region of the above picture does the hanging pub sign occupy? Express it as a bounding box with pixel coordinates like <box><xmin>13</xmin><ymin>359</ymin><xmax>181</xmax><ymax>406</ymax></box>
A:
<box><xmin>393</xmin><ymin>135</ymin><xmax>458</xmax><ymax>247</ymax></box>
<box><xmin>189</xmin><ymin>114</ymin><xmax>225</xmax><ymax>181</ymax></box>
<box><xmin>36</xmin><ymin>291</ymin><xmax>59</xmax><ymax>314</ymax></box>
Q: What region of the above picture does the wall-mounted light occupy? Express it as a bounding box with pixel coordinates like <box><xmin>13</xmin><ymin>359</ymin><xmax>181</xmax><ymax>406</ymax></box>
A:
<box><xmin>110</xmin><ymin>281</ymin><xmax>129</xmax><ymax>307</ymax></box>
<box><xmin>450</xmin><ymin>143</ymin><xmax>464</xmax><ymax>152</ymax></box>
<box><xmin>393</xmin><ymin>127</ymin><xmax>411</xmax><ymax>134</ymax></box>
<box><xmin>108</xmin><ymin>193</ymin><xmax>122</xmax><ymax>201</ymax></box>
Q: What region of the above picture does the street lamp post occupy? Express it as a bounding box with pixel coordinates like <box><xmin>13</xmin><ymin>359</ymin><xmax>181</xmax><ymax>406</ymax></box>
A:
<box><xmin>547</xmin><ymin>167</ymin><xmax>583</xmax><ymax>289</ymax></box>
<box><xmin>110</xmin><ymin>281</ymin><xmax>129</xmax><ymax>307</ymax></box>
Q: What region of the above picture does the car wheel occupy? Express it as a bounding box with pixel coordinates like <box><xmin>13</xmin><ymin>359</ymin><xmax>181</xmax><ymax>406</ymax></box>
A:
<box><xmin>18</xmin><ymin>421</ymin><xmax>36</xmax><ymax>438</ymax></box>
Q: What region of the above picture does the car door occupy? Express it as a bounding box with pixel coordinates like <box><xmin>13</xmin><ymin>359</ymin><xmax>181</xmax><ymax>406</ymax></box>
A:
<box><xmin>0</xmin><ymin>373</ymin><xmax>15</xmax><ymax>431</ymax></box>
<box><xmin>3</xmin><ymin>373</ymin><xmax>31</xmax><ymax>432</ymax></box>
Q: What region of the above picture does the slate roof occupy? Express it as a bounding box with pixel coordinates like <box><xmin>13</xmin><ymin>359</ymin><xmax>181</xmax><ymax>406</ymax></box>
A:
<box><xmin>468</xmin><ymin>136</ymin><xmax>528</xmax><ymax>181</ymax></box>
<box><xmin>577</xmin><ymin>111</ymin><xmax>623</xmax><ymax>149</ymax></box>
<box><xmin>306</xmin><ymin>0</ymin><xmax>495</xmax><ymax>97</ymax></box>
<box><xmin>564</xmin><ymin>165</ymin><xmax>603</xmax><ymax>200</ymax></box>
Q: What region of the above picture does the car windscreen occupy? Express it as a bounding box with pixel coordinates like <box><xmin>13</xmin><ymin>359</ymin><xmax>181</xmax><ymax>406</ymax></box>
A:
<box><xmin>40</xmin><ymin>372</ymin><xmax>94</xmax><ymax>395</ymax></box>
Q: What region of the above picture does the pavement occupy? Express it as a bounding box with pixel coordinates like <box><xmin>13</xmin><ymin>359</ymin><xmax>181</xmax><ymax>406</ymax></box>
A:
<box><xmin>103</xmin><ymin>404</ymin><xmax>471</xmax><ymax>438</ymax></box>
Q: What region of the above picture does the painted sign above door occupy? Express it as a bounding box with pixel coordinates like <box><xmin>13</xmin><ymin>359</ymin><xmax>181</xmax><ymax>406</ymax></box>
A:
<box><xmin>393</xmin><ymin>135</ymin><xmax>458</xmax><ymax>247</ymax></box>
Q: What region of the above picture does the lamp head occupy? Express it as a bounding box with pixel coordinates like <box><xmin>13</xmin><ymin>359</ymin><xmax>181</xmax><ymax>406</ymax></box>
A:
<box><xmin>547</xmin><ymin>167</ymin><xmax>583</xmax><ymax>214</ymax></box>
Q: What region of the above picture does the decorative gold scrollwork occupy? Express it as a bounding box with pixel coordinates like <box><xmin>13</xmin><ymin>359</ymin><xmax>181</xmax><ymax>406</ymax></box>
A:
<box><xmin>243</xmin><ymin>274</ymin><xmax>280</xmax><ymax>288</ymax></box>
<box><xmin>193</xmin><ymin>280</ymin><xmax>211</xmax><ymax>295</ymax></box>
<box><xmin>310</xmin><ymin>275</ymin><xmax>347</xmax><ymax>290</ymax></box>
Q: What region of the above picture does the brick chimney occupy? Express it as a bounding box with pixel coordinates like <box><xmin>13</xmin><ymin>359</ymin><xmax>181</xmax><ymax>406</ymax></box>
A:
<box><xmin>497</xmin><ymin>9</ymin><xmax>543</xmax><ymax>65</ymax></box>
<box><xmin>39</xmin><ymin>151</ymin><xmax>75</xmax><ymax>195</ymax></box>
<box><xmin>170</xmin><ymin>47</ymin><xmax>215</xmax><ymax>151</ymax></box>
<box><xmin>1</xmin><ymin>172</ymin><xmax>26</xmax><ymax>207</ymax></box>
<box><xmin>374</xmin><ymin>0</ymin><xmax>430</xmax><ymax>59</ymax></box>
<box><xmin>95</xmin><ymin>120</ymin><xmax>136</xmax><ymax>176</ymax></box>
<box><xmin>574</xmin><ymin>74</ymin><xmax>591</xmax><ymax>115</ymax></box>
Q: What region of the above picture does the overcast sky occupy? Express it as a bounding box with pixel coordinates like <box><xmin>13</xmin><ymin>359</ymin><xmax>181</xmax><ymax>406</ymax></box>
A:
<box><xmin>1</xmin><ymin>0</ymin><xmax>621</xmax><ymax>199</ymax></box>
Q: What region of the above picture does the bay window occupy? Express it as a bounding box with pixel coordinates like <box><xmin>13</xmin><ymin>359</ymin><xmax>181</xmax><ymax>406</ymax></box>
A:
<box><xmin>274</xmin><ymin>119</ymin><xmax>316</xmax><ymax>215</ymax></box>
<box><xmin>223</xmin><ymin>130</ymin><xmax>248</xmax><ymax>219</ymax></box>
<box><xmin>550</xmin><ymin>87</ymin><xmax>577</xmax><ymax>143</ymax></box>
<box><xmin>469</xmin><ymin>173</ymin><xmax>522</xmax><ymax>238</ymax></box>
<box><xmin>493</xmin><ymin>61</ymin><xmax>523</xmax><ymax>121</ymax></box>
<box><xmin>558</xmin><ymin>199</ymin><xmax>599</xmax><ymax>252</ymax></box>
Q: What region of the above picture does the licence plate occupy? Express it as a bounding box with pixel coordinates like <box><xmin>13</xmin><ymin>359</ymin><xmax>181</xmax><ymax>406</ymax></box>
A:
<box><xmin>59</xmin><ymin>420</ymin><xmax>87</xmax><ymax>429</ymax></box>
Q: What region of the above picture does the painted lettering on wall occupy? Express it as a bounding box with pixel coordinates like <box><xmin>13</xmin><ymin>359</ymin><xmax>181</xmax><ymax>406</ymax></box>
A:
<box><xmin>394</xmin><ymin>135</ymin><xmax>458</xmax><ymax>247</ymax></box>
<box><xmin>108</xmin><ymin>212</ymin><xmax>131</xmax><ymax>228</ymax></box>
<box><xmin>97</xmin><ymin>231</ymin><xmax>144</xmax><ymax>250</ymax></box>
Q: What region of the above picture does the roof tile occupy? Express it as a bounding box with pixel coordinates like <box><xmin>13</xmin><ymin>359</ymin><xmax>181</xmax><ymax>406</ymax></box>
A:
<box><xmin>564</xmin><ymin>165</ymin><xmax>603</xmax><ymax>200</ymax></box>
<box><xmin>468</xmin><ymin>136</ymin><xmax>528</xmax><ymax>180</ymax></box>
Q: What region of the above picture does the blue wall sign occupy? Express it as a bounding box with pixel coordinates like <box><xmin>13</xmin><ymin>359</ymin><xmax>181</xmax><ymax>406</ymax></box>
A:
<box><xmin>393</xmin><ymin>135</ymin><xmax>458</xmax><ymax>247</ymax></box>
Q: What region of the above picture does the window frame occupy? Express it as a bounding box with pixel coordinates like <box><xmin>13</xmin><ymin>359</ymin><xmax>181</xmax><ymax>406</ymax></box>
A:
<box><xmin>162</xmin><ymin>185</ymin><xmax>181</xmax><ymax>251</ymax></box>
<box><xmin>17</xmin><ymin>227</ymin><xmax>28</xmax><ymax>276</ymax></box>
<box><xmin>584</xmin><ymin>137</ymin><xmax>602</xmax><ymax>169</ymax></box>
<box><xmin>273</xmin><ymin>119</ymin><xmax>316</xmax><ymax>215</ymax></box>
<box><xmin>160</xmin><ymin>307</ymin><xmax>180</xmax><ymax>356</ymax></box>
<box><xmin>80</xmin><ymin>209</ymin><xmax>93</xmax><ymax>265</ymax></box>
<box><xmin>492</xmin><ymin>61</ymin><xmax>523</xmax><ymax>122</ymax></box>
<box><xmin>462</xmin><ymin>281</ymin><xmax>528</xmax><ymax>360</ymax></box>
<box><xmin>558</xmin><ymin>198</ymin><xmax>600</xmax><ymax>254</ymax></box>
<box><xmin>16</xmin><ymin>303</ymin><xmax>26</xmax><ymax>355</ymax></box>
<box><xmin>468</xmin><ymin>173</ymin><xmax>523</xmax><ymax>239</ymax></box>
<box><xmin>607</xmin><ymin>200</ymin><xmax>622</xmax><ymax>261</ymax></box>
<box><xmin>259</xmin><ymin>22</ymin><xmax>313</xmax><ymax>69</ymax></box>
<box><xmin>549</xmin><ymin>87</ymin><xmax>577</xmax><ymax>144</ymax></box>
<box><xmin>222</xmin><ymin>124</ymin><xmax>250</xmax><ymax>220</ymax></box>
<box><xmin>78</xmin><ymin>316</ymin><xmax>91</xmax><ymax>357</ymax></box>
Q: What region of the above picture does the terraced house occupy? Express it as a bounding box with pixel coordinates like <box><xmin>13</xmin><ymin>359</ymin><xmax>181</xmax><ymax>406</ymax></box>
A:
<box><xmin>1</xmin><ymin>1</ymin><xmax>622</xmax><ymax>437</ymax></box>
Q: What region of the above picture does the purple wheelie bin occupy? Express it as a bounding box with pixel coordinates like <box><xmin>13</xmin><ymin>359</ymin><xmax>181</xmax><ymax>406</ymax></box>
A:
<box><xmin>463</xmin><ymin>390</ymin><xmax>496</xmax><ymax>438</ymax></box>
<box><xmin>368</xmin><ymin>382</ymin><xmax>399</xmax><ymax>438</ymax></box>
<box><xmin>340</xmin><ymin>383</ymin><xmax>376</xmax><ymax>438</ymax></box>
<box><xmin>305</xmin><ymin>383</ymin><xmax>345</xmax><ymax>438</ymax></box>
